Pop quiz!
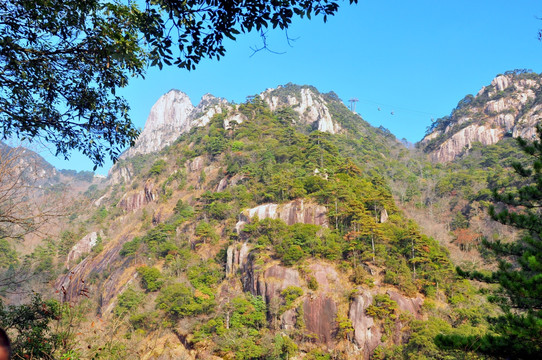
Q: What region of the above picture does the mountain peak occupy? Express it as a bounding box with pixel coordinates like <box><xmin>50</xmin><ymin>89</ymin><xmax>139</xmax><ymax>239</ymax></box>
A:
<box><xmin>419</xmin><ymin>71</ymin><xmax>542</xmax><ymax>162</ymax></box>
<box><xmin>260</xmin><ymin>84</ymin><xmax>341</xmax><ymax>134</ymax></box>
<box><xmin>121</xmin><ymin>91</ymin><xmax>229</xmax><ymax>159</ymax></box>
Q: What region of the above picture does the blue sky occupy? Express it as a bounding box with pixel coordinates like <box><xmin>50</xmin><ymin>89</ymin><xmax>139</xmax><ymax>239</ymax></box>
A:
<box><xmin>43</xmin><ymin>0</ymin><xmax>542</xmax><ymax>174</ymax></box>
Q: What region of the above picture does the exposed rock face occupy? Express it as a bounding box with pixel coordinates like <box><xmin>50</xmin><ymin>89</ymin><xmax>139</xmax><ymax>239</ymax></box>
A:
<box><xmin>349</xmin><ymin>292</ymin><xmax>381</xmax><ymax>357</ymax></box>
<box><xmin>261</xmin><ymin>85</ymin><xmax>341</xmax><ymax>134</ymax></box>
<box><xmin>108</xmin><ymin>165</ymin><xmax>132</xmax><ymax>185</ymax></box>
<box><xmin>348</xmin><ymin>289</ymin><xmax>424</xmax><ymax>359</ymax></box>
<box><xmin>121</xmin><ymin>91</ymin><xmax>228</xmax><ymax>159</ymax></box>
<box><xmin>420</xmin><ymin>73</ymin><xmax>542</xmax><ymax>162</ymax></box>
<box><xmin>235</xmin><ymin>199</ymin><xmax>328</xmax><ymax>232</ymax></box>
<box><xmin>244</xmin><ymin>264</ymin><xmax>301</xmax><ymax>304</ymax></box>
<box><xmin>66</xmin><ymin>232</ymin><xmax>99</xmax><ymax>269</ymax></box>
<box><xmin>309</xmin><ymin>263</ymin><xmax>339</xmax><ymax>292</ymax></box>
<box><xmin>226</xmin><ymin>242</ymin><xmax>250</xmax><ymax>276</ymax></box>
<box><xmin>118</xmin><ymin>180</ymin><xmax>156</xmax><ymax>211</ymax></box>
<box><xmin>431</xmin><ymin>125</ymin><xmax>503</xmax><ymax>162</ymax></box>
<box><xmin>186</xmin><ymin>156</ymin><xmax>205</xmax><ymax>173</ymax></box>
<box><xmin>303</xmin><ymin>295</ymin><xmax>337</xmax><ymax>344</ymax></box>
<box><xmin>387</xmin><ymin>290</ymin><xmax>423</xmax><ymax>319</ymax></box>
<box><xmin>56</xmin><ymin>235</ymin><xmax>134</xmax><ymax>313</ymax></box>
<box><xmin>380</xmin><ymin>209</ymin><xmax>389</xmax><ymax>223</ymax></box>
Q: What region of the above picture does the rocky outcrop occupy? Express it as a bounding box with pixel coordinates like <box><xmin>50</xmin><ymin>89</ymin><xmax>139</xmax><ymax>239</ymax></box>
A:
<box><xmin>235</xmin><ymin>199</ymin><xmax>328</xmax><ymax>232</ymax></box>
<box><xmin>226</xmin><ymin>242</ymin><xmax>251</xmax><ymax>276</ymax></box>
<box><xmin>380</xmin><ymin>209</ymin><xmax>389</xmax><ymax>223</ymax></box>
<box><xmin>431</xmin><ymin>124</ymin><xmax>503</xmax><ymax>162</ymax></box>
<box><xmin>420</xmin><ymin>73</ymin><xmax>542</xmax><ymax>162</ymax></box>
<box><xmin>108</xmin><ymin>164</ymin><xmax>132</xmax><ymax>185</ymax></box>
<box><xmin>118</xmin><ymin>180</ymin><xmax>156</xmax><ymax>211</ymax></box>
<box><xmin>186</xmin><ymin>156</ymin><xmax>205</xmax><ymax>173</ymax></box>
<box><xmin>244</xmin><ymin>263</ymin><xmax>301</xmax><ymax>303</ymax></box>
<box><xmin>303</xmin><ymin>294</ymin><xmax>337</xmax><ymax>344</ymax></box>
<box><xmin>121</xmin><ymin>91</ymin><xmax>228</xmax><ymax>159</ymax></box>
<box><xmin>349</xmin><ymin>292</ymin><xmax>381</xmax><ymax>357</ymax></box>
<box><xmin>387</xmin><ymin>290</ymin><xmax>423</xmax><ymax>319</ymax></box>
<box><xmin>242</xmin><ymin>259</ymin><xmax>339</xmax><ymax>343</ymax></box>
<box><xmin>261</xmin><ymin>85</ymin><xmax>341</xmax><ymax>134</ymax></box>
<box><xmin>66</xmin><ymin>232</ymin><xmax>99</xmax><ymax>269</ymax></box>
<box><xmin>56</xmin><ymin>235</ymin><xmax>135</xmax><ymax>313</ymax></box>
<box><xmin>348</xmin><ymin>289</ymin><xmax>424</xmax><ymax>358</ymax></box>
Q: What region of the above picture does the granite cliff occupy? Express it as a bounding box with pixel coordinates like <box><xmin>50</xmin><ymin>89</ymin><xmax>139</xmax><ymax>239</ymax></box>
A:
<box><xmin>121</xmin><ymin>90</ymin><xmax>228</xmax><ymax>159</ymax></box>
<box><xmin>420</xmin><ymin>71</ymin><xmax>542</xmax><ymax>162</ymax></box>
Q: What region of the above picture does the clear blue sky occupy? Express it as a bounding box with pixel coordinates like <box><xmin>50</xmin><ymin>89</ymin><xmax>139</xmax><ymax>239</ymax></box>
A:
<box><xmin>43</xmin><ymin>0</ymin><xmax>542</xmax><ymax>175</ymax></box>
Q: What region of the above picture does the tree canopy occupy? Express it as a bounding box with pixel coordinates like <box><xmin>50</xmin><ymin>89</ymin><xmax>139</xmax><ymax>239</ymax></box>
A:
<box><xmin>0</xmin><ymin>0</ymin><xmax>357</xmax><ymax>168</ymax></box>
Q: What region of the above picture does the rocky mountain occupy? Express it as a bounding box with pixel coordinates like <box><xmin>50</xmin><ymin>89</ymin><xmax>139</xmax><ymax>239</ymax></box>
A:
<box><xmin>121</xmin><ymin>84</ymin><xmax>343</xmax><ymax>161</ymax></box>
<box><xmin>5</xmin><ymin>79</ymin><xmax>521</xmax><ymax>359</ymax></box>
<box><xmin>419</xmin><ymin>70</ymin><xmax>542</xmax><ymax>162</ymax></box>
<box><xmin>35</xmin><ymin>83</ymin><xmax>491</xmax><ymax>360</ymax></box>
<box><xmin>260</xmin><ymin>84</ymin><xmax>341</xmax><ymax>134</ymax></box>
<box><xmin>121</xmin><ymin>90</ymin><xmax>229</xmax><ymax>158</ymax></box>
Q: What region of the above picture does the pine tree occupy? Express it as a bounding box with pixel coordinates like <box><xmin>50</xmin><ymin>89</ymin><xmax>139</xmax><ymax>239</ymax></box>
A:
<box><xmin>437</xmin><ymin>124</ymin><xmax>542</xmax><ymax>358</ymax></box>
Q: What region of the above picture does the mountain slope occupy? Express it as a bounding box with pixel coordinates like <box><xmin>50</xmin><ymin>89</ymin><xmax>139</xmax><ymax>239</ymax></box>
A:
<box><xmin>40</xmin><ymin>85</ymin><xmax>493</xmax><ymax>359</ymax></box>
<box><xmin>419</xmin><ymin>70</ymin><xmax>542</xmax><ymax>162</ymax></box>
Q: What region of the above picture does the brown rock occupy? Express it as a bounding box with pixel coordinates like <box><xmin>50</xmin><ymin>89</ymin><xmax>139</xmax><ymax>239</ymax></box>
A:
<box><xmin>56</xmin><ymin>235</ymin><xmax>134</xmax><ymax>313</ymax></box>
<box><xmin>308</xmin><ymin>263</ymin><xmax>338</xmax><ymax>292</ymax></box>
<box><xmin>386</xmin><ymin>290</ymin><xmax>423</xmax><ymax>319</ymax></box>
<box><xmin>303</xmin><ymin>294</ymin><xmax>337</xmax><ymax>344</ymax></box>
<box><xmin>65</xmin><ymin>231</ymin><xmax>99</xmax><ymax>269</ymax></box>
<box><xmin>226</xmin><ymin>242</ymin><xmax>250</xmax><ymax>276</ymax></box>
<box><xmin>118</xmin><ymin>180</ymin><xmax>156</xmax><ymax>212</ymax></box>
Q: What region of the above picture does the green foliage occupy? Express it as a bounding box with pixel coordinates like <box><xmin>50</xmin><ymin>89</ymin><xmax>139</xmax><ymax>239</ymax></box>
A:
<box><xmin>149</xmin><ymin>159</ymin><xmax>167</xmax><ymax>176</ymax></box>
<box><xmin>187</xmin><ymin>260</ymin><xmax>224</xmax><ymax>290</ymax></box>
<box><xmin>366</xmin><ymin>294</ymin><xmax>398</xmax><ymax>320</ymax></box>
<box><xmin>229</xmin><ymin>295</ymin><xmax>267</xmax><ymax>330</ymax></box>
<box><xmin>156</xmin><ymin>282</ymin><xmax>213</xmax><ymax>318</ymax></box>
<box><xmin>174</xmin><ymin>199</ymin><xmax>194</xmax><ymax>218</ymax></box>
<box><xmin>306</xmin><ymin>275</ymin><xmax>319</xmax><ymax>290</ymax></box>
<box><xmin>93</xmin><ymin>206</ymin><xmax>109</xmax><ymax>223</ymax></box>
<box><xmin>114</xmin><ymin>288</ymin><xmax>144</xmax><ymax>317</ymax></box>
<box><xmin>120</xmin><ymin>237</ymin><xmax>142</xmax><ymax>257</ymax></box>
<box><xmin>0</xmin><ymin>294</ymin><xmax>63</xmax><ymax>359</ymax></box>
<box><xmin>336</xmin><ymin>314</ymin><xmax>354</xmax><ymax>340</ymax></box>
<box><xmin>195</xmin><ymin>222</ymin><xmax>219</xmax><ymax>243</ymax></box>
<box><xmin>194</xmin><ymin>294</ymin><xmax>276</xmax><ymax>359</ymax></box>
<box><xmin>0</xmin><ymin>239</ymin><xmax>18</xmax><ymax>268</ymax></box>
<box><xmin>305</xmin><ymin>349</ymin><xmax>331</xmax><ymax>360</ymax></box>
<box><xmin>137</xmin><ymin>266</ymin><xmax>163</xmax><ymax>292</ymax></box>
<box><xmin>280</xmin><ymin>286</ymin><xmax>303</xmax><ymax>312</ymax></box>
<box><xmin>58</xmin><ymin>230</ymin><xmax>79</xmax><ymax>256</ymax></box>
<box><xmin>129</xmin><ymin>311</ymin><xmax>160</xmax><ymax>331</ymax></box>
<box><xmin>438</xmin><ymin>124</ymin><xmax>542</xmax><ymax>358</ymax></box>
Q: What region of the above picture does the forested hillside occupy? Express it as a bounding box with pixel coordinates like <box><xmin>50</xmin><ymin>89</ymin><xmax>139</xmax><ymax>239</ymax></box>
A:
<box><xmin>3</xmin><ymin>77</ymin><xmax>542</xmax><ymax>359</ymax></box>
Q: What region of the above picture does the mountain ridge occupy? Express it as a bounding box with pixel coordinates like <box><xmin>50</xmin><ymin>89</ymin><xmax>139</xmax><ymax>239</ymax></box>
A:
<box><xmin>419</xmin><ymin>70</ymin><xmax>542</xmax><ymax>162</ymax></box>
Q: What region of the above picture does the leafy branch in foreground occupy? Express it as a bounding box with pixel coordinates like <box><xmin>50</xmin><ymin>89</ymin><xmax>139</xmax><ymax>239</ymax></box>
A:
<box><xmin>0</xmin><ymin>0</ymin><xmax>357</xmax><ymax>167</ymax></box>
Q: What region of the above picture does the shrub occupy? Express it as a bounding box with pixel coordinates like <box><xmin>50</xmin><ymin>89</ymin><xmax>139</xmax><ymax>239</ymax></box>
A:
<box><xmin>137</xmin><ymin>266</ymin><xmax>163</xmax><ymax>292</ymax></box>
<box><xmin>307</xmin><ymin>275</ymin><xmax>319</xmax><ymax>291</ymax></box>
<box><xmin>156</xmin><ymin>283</ymin><xmax>214</xmax><ymax>318</ymax></box>
<box><xmin>149</xmin><ymin>159</ymin><xmax>167</xmax><ymax>175</ymax></box>
<box><xmin>281</xmin><ymin>286</ymin><xmax>303</xmax><ymax>312</ymax></box>
<box><xmin>114</xmin><ymin>288</ymin><xmax>144</xmax><ymax>317</ymax></box>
